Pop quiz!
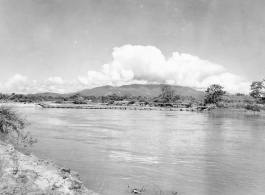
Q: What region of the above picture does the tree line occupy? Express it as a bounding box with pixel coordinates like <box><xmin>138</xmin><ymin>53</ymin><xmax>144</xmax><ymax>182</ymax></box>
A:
<box><xmin>0</xmin><ymin>86</ymin><xmax>199</xmax><ymax>106</ymax></box>
<box><xmin>1</xmin><ymin>79</ymin><xmax>264</xmax><ymax>110</ymax></box>
<box><xmin>203</xmin><ymin>79</ymin><xmax>265</xmax><ymax>111</ymax></box>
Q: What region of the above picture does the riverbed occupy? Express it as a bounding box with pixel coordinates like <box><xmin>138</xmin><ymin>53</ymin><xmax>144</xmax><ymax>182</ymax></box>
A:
<box><xmin>18</xmin><ymin>106</ymin><xmax>265</xmax><ymax>195</ymax></box>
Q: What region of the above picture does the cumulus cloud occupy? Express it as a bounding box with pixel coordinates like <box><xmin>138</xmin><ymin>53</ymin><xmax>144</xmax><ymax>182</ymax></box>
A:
<box><xmin>0</xmin><ymin>45</ymin><xmax>251</xmax><ymax>94</ymax></box>
<box><xmin>78</xmin><ymin>45</ymin><xmax>251</xmax><ymax>93</ymax></box>
<box><xmin>0</xmin><ymin>74</ymin><xmax>81</xmax><ymax>94</ymax></box>
<box><xmin>46</xmin><ymin>77</ymin><xmax>65</xmax><ymax>85</ymax></box>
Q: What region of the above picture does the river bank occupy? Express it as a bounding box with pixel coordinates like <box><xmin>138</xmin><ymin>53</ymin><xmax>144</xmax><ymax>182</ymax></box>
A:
<box><xmin>0</xmin><ymin>140</ymin><xmax>98</xmax><ymax>195</ymax></box>
<box><xmin>6</xmin><ymin>102</ymin><xmax>265</xmax><ymax>116</ymax></box>
<box><xmin>35</xmin><ymin>102</ymin><xmax>204</xmax><ymax>112</ymax></box>
<box><xmin>31</xmin><ymin>103</ymin><xmax>265</xmax><ymax>115</ymax></box>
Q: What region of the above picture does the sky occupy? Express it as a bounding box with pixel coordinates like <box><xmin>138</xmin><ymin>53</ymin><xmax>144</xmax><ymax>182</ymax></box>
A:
<box><xmin>0</xmin><ymin>0</ymin><xmax>264</xmax><ymax>94</ymax></box>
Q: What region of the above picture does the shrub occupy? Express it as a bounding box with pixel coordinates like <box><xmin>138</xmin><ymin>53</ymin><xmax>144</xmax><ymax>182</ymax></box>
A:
<box><xmin>245</xmin><ymin>104</ymin><xmax>264</xmax><ymax>112</ymax></box>
<box><xmin>216</xmin><ymin>101</ymin><xmax>229</xmax><ymax>108</ymax></box>
<box><xmin>221</xmin><ymin>94</ymin><xmax>255</xmax><ymax>104</ymax></box>
<box><xmin>73</xmin><ymin>97</ymin><xmax>87</xmax><ymax>104</ymax></box>
<box><xmin>73</xmin><ymin>100</ymin><xmax>87</xmax><ymax>104</ymax></box>
<box><xmin>0</xmin><ymin>104</ymin><xmax>37</xmax><ymax>147</ymax></box>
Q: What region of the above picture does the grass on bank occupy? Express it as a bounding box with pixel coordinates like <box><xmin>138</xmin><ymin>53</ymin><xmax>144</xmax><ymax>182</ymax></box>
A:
<box><xmin>0</xmin><ymin>105</ymin><xmax>59</xmax><ymax>194</ymax></box>
<box><xmin>216</xmin><ymin>101</ymin><xmax>265</xmax><ymax>112</ymax></box>
<box><xmin>214</xmin><ymin>94</ymin><xmax>265</xmax><ymax>111</ymax></box>
<box><xmin>0</xmin><ymin>104</ymin><xmax>37</xmax><ymax>152</ymax></box>
<box><xmin>0</xmin><ymin>104</ymin><xmax>31</xmax><ymax>186</ymax></box>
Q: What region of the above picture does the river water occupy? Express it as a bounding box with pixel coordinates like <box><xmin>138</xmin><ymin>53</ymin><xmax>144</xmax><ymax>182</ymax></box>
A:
<box><xmin>19</xmin><ymin>106</ymin><xmax>265</xmax><ymax>195</ymax></box>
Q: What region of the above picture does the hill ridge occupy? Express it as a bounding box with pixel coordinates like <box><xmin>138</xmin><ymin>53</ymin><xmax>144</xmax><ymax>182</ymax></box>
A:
<box><xmin>29</xmin><ymin>84</ymin><xmax>205</xmax><ymax>100</ymax></box>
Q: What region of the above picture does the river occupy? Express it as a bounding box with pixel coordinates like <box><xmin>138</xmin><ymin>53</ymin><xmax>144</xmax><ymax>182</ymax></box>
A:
<box><xmin>18</xmin><ymin>106</ymin><xmax>265</xmax><ymax>195</ymax></box>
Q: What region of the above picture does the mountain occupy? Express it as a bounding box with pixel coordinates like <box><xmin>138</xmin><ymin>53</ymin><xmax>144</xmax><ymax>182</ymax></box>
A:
<box><xmin>27</xmin><ymin>92</ymin><xmax>69</xmax><ymax>98</ymax></box>
<box><xmin>28</xmin><ymin>84</ymin><xmax>205</xmax><ymax>100</ymax></box>
<box><xmin>76</xmin><ymin>84</ymin><xmax>205</xmax><ymax>100</ymax></box>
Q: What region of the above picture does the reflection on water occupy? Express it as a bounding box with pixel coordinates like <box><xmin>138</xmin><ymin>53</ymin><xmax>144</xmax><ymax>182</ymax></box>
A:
<box><xmin>109</xmin><ymin>151</ymin><xmax>160</xmax><ymax>165</ymax></box>
<box><xmin>19</xmin><ymin>107</ymin><xmax>265</xmax><ymax>195</ymax></box>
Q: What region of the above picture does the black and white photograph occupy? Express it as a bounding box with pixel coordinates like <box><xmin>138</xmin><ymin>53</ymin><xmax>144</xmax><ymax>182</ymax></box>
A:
<box><xmin>0</xmin><ymin>0</ymin><xmax>265</xmax><ymax>194</ymax></box>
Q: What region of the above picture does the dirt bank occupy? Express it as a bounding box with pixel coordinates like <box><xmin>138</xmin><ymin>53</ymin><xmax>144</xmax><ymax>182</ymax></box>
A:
<box><xmin>0</xmin><ymin>141</ymin><xmax>98</xmax><ymax>195</ymax></box>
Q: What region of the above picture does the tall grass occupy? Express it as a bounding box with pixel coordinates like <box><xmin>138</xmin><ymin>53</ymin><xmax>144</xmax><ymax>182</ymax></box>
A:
<box><xmin>0</xmin><ymin>104</ymin><xmax>36</xmax><ymax>149</ymax></box>
<box><xmin>245</xmin><ymin>104</ymin><xmax>265</xmax><ymax>112</ymax></box>
<box><xmin>216</xmin><ymin>94</ymin><xmax>257</xmax><ymax>109</ymax></box>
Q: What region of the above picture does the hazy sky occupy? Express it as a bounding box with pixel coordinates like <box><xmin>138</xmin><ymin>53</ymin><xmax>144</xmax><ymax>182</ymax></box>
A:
<box><xmin>0</xmin><ymin>0</ymin><xmax>264</xmax><ymax>93</ymax></box>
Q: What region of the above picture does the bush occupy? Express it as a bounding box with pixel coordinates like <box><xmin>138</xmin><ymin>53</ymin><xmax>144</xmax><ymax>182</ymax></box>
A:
<box><xmin>245</xmin><ymin>104</ymin><xmax>264</xmax><ymax>112</ymax></box>
<box><xmin>73</xmin><ymin>97</ymin><xmax>87</xmax><ymax>104</ymax></box>
<box><xmin>216</xmin><ymin>102</ymin><xmax>229</xmax><ymax>108</ymax></box>
<box><xmin>221</xmin><ymin>94</ymin><xmax>255</xmax><ymax>104</ymax></box>
<box><xmin>0</xmin><ymin>104</ymin><xmax>37</xmax><ymax>147</ymax></box>
<box><xmin>217</xmin><ymin>101</ymin><xmax>247</xmax><ymax>109</ymax></box>
<box><xmin>73</xmin><ymin>100</ymin><xmax>87</xmax><ymax>104</ymax></box>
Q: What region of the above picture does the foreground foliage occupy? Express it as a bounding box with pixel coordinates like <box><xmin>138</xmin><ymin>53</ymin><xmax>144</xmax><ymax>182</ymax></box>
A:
<box><xmin>0</xmin><ymin>104</ymin><xmax>37</xmax><ymax>148</ymax></box>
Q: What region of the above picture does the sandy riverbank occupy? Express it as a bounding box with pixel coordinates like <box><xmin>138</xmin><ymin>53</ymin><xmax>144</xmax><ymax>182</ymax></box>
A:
<box><xmin>0</xmin><ymin>141</ymin><xmax>98</xmax><ymax>195</ymax></box>
<box><xmin>4</xmin><ymin>102</ymin><xmax>39</xmax><ymax>108</ymax></box>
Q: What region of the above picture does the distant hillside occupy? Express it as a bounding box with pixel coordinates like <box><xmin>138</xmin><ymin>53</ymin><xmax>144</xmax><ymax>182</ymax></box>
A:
<box><xmin>28</xmin><ymin>84</ymin><xmax>205</xmax><ymax>100</ymax></box>
<box><xmin>76</xmin><ymin>84</ymin><xmax>205</xmax><ymax>100</ymax></box>
<box><xmin>27</xmin><ymin>92</ymin><xmax>68</xmax><ymax>98</ymax></box>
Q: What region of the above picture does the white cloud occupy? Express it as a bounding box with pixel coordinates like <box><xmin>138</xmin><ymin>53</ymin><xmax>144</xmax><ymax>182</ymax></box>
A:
<box><xmin>0</xmin><ymin>74</ymin><xmax>29</xmax><ymax>93</ymax></box>
<box><xmin>200</xmin><ymin>73</ymin><xmax>251</xmax><ymax>94</ymax></box>
<box><xmin>0</xmin><ymin>75</ymin><xmax>83</xmax><ymax>94</ymax></box>
<box><xmin>0</xmin><ymin>45</ymin><xmax>251</xmax><ymax>94</ymax></box>
<box><xmin>46</xmin><ymin>77</ymin><xmax>65</xmax><ymax>85</ymax></box>
<box><xmin>78</xmin><ymin>45</ymin><xmax>251</xmax><ymax>93</ymax></box>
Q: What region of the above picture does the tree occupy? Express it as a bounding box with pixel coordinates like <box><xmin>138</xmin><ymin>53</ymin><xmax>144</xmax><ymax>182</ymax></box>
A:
<box><xmin>235</xmin><ymin>93</ymin><xmax>244</xmax><ymax>96</ymax></box>
<box><xmin>143</xmin><ymin>93</ymin><xmax>152</xmax><ymax>102</ymax></box>
<box><xmin>73</xmin><ymin>96</ymin><xmax>87</xmax><ymax>104</ymax></box>
<box><xmin>122</xmin><ymin>93</ymin><xmax>133</xmax><ymax>101</ymax></box>
<box><xmin>70</xmin><ymin>93</ymin><xmax>81</xmax><ymax>100</ymax></box>
<box><xmin>249</xmin><ymin>80</ymin><xmax>264</xmax><ymax>101</ymax></box>
<box><xmin>204</xmin><ymin>84</ymin><xmax>226</xmax><ymax>104</ymax></box>
<box><xmin>161</xmin><ymin>85</ymin><xmax>175</xmax><ymax>103</ymax></box>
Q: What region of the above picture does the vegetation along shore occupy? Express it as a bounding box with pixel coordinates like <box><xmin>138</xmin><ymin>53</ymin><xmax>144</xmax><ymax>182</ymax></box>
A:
<box><xmin>1</xmin><ymin>81</ymin><xmax>264</xmax><ymax>113</ymax></box>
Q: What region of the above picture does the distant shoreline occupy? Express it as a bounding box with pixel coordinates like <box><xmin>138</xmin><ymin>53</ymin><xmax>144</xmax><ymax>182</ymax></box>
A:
<box><xmin>7</xmin><ymin>102</ymin><xmax>265</xmax><ymax>115</ymax></box>
<box><xmin>36</xmin><ymin>102</ymin><xmax>200</xmax><ymax>112</ymax></box>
